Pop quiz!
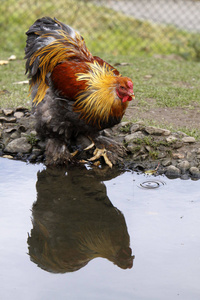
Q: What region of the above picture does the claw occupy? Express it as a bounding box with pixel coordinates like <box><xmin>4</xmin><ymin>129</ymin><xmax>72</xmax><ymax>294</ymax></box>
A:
<box><xmin>84</xmin><ymin>136</ymin><xmax>95</xmax><ymax>151</ymax></box>
<box><xmin>88</xmin><ymin>148</ymin><xmax>112</xmax><ymax>168</ymax></box>
<box><xmin>70</xmin><ymin>149</ymin><xmax>79</xmax><ymax>157</ymax></box>
<box><xmin>84</xmin><ymin>141</ymin><xmax>95</xmax><ymax>151</ymax></box>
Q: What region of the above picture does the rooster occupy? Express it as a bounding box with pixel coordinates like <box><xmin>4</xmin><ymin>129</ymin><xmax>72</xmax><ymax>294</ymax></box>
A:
<box><xmin>25</xmin><ymin>17</ymin><xmax>134</xmax><ymax>167</ymax></box>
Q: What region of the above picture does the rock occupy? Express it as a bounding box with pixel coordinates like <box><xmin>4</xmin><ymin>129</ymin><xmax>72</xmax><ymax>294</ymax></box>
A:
<box><xmin>126</xmin><ymin>143</ymin><xmax>140</xmax><ymax>153</ymax></box>
<box><xmin>172</xmin><ymin>152</ymin><xmax>185</xmax><ymax>159</ymax></box>
<box><xmin>177</xmin><ymin>160</ymin><xmax>190</xmax><ymax>172</ymax></box>
<box><xmin>3</xmin><ymin>109</ymin><xmax>13</xmax><ymax>116</ymax></box>
<box><xmin>2</xmin><ymin>155</ymin><xmax>13</xmax><ymax>159</ymax></box>
<box><xmin>0</xmin><ymin>116</ymin><xmax>16</xmax><ymax>123</ymax></box>
<box><xmin>189</xmin><ymin>167</ymin><xmax>200</xmax><ymax>177</ymax></box>
<box><xmin>124</xmin><ymin>131</ymin><xmax>146</xmax><ymax>143</ymax></box>
<box><xmin>14</xmin><ymin>111</ymin><xmax>24</xmax><ymax>119</ymax></box>
<box><xmin>182</xmin><ymin>136</ymin><xmax>196</xmax><ymax>143</ymax></box>
<box><xmin>165</xmin><ymin>165</ymin><xmax>181</xmax><ymax>177</ymax></box>
<box><xmin>162</xmin><ymin>158</ymin><xmax>172</xmax><ymax>167</ymax></box>
<box><xmin>8</xmin><ymin>55</ymin><xmax>16</xmax><ymax>61</ymax></box>
<box><xmin>172</xmin><ymin>141</ymin><xmax>183</xmax><ymax>149</ymax></box>
<box><xmin>4</xmin><ymin>137</ymin><xmax>32</xmax><ymax>153</ymax></box>
<box><xmin>10</xmin><ymin>131</ymin><xmax>21</xmax><ymax>139</ymax></box>
<box><xmin>145</xmin><ymin>126</ymin><xmax>171</xmax><ymax>136</ymax></box>
<box><xmin>130</xmin><ymin>122</ymin><xmax>145</xmax><ymax>133</ymax></box>
<box><xmin>4</xmin><ymin>127</ymin><xmax>17</xmax><ymax>134</ymax></box>
<box><xmin>166</xmin><ymin>135</ymin><xmax>177</xmax><ymax>143</ymax></box>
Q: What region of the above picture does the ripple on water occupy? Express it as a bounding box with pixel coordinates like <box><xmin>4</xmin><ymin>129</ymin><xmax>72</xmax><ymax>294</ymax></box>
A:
<box><xmin>138</xmin><ymin>179</ymin><xmax>166</xmax><ymax>189</ymax></box>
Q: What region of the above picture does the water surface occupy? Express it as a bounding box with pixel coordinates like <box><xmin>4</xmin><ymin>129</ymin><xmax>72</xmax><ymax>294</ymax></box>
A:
<box><xmin>0</xmin><ymin>158</ymin><xmax>200</xmax><ymax>300</ymax></box>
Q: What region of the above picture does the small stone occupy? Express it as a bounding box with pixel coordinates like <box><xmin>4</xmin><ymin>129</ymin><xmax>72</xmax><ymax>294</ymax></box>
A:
<box><xmin>172</xmin><ymin>153</ymin><xmax>185</xmax><ymax>159</ymax></box>
<box><xmin>186</xmin><ymin>151</ymin><xmax>195</xmax><ymax>161</ymax></box>
<box><xmin>145</xmin><ymin>145</ymin><xmax>152</xmax><ymax>152</ymax></box>
<box><xmin>8</xmin><ymin>55</ymin><xmax>16</xmax><ymax>61</ymax></box>
<box><xmin>189</xmin><ymin>167</ymin><xmax>200</xmax><ymax>177</ymax></box>
<box><xmin>157</xmin><ymin>151</ymin><xmax>167</xmax><ymax>159</ymax></box>
<box><xmin>2</xmin><ymin>155</ymin><xmax>13</xmax><ymax>159</ymax></box>
<box><xmin>0</xmin><ymin>116</ymin><xmax>16</xmax><ymax>123</ymax></box>
<box><xmin>14</xmin><ymin>111</ymin><xmax>24</xmax><ymax>119</ymax></box>
<box><xmin>166</xmin><ymin>135</ymin><xmax>177</xmax><ymax>143</ymax></box>
<box><xmin>3</xmin><ymin>109</ymin><xmax>13</xmax><ymax>116</ymax></box>
<box><xmin>10</xmin><ymin>131</ymin><xmax>21</xmax><ymax>139</ymax></box>
<box><xmin>145</xmin><ymin>126</ymin><xmax>170</xmax><ymax>136</ymax></box>
<box><xmin>165</xmin><ymin>165</ymin><xmax>181</xmax><ymax>177</ymax></box>
<box><xmin>172</xmin><ymin>141</ymin><xmax>183</xmax><ymax>149</ymax></box>
<box><xmin>196</xmin><ymin>148</ymin><xmax>200</xmax><ymax>154</ymax></box>
<box><xmin>30</xmin><ymin>130</ymin><xmax>37</xmax><ymax>136</ymax></box>
<box><xmin>127</xmin><ymin>143</ymin><xmax>140</xmax><ymax>153</ymax></box>
<box><xmin>4</xmin><ymin>137</ymin><xmax>32</xmax><ymax>153</ymax></box>
<box><xmin>124</xmin><ymin>131</ymin><xmax>146</xmax><ymax>143</ymax></box>
<box><xmin>182</xmin><ymin>136</ymin><xmax>196</xmax><ymax>143</ymax></box>
<box><xmin>4</xmin><ymin>127</ymin><xmax>17</xmax><ymax>134</ymax></box>
<box><xmin>162</xmin><ymin>159</ymin><xmax>172</xmax><ymax>167</ymax></box>
<box><xmin>130</xmin><ymin>122</ymin><xmax>144</xmax><ymax>133</ymax></box>
<box><xmin>177</xmin><ymin>160</ymin><xmax>190</xmax><ymax>172</ymax></box>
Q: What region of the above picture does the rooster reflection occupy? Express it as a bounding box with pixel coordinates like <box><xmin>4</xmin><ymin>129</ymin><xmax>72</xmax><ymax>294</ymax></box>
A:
<box><xmin>28</xmin><ymin>166</ymin><xmax>134</xmax><ymax>273</ymax></box>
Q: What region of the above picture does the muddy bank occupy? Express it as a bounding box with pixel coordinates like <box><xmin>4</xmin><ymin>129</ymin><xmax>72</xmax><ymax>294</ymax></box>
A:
<box><xmin>0</xmin><ymin>107</ymin><xmax>200</xmax><ymax>179</ymax></box>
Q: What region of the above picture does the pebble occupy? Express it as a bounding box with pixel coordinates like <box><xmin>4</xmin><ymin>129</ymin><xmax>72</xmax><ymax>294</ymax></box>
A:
<box><xmin>189</xmin><ymin>167</ymin><xmax>200</xmax><ymax>177</ymax></box>
<box><xmin>130</xmin><ymin>122</ymin><xmax>145</xmax><ymax>133</ymax></box>
<box><xmin>182</xmin><ymin>136</ymin><xmax>196</xmax><ymax>143</ymax></box>
<box><xmin>145</xmin><ymin>126</ymin><xmax>171</xmax><ymax>136</ymax></box>
<box><xmin>124</xmin><ymin>131</ymin><xmax>146</xmax><ymax>143</ymax></box>
<box><xmin>4</xmin><ymin>137</ymin><xmax>32</xmax><ymax>153</ymax></box>
<box><xmin>177</xmin><ymin>160</ymin><xmax>190</xmax><ymax>172</ymax></box>
<box><xmin>2</xmin><ymin>155</ymin><xmax>13</xmax><ymax>159</ymax></box>
<box><xmin>165</xmin><ymin>165</ymin><xmax>181</xmax><ymax>177</ymax></box>
<box><xmin>3</xmin><ymin>109</ymin><xmax>13</xmax><ymax>116</ymax></box>
<box><xmin>172</xmin><ymin>152</ymin><xmax>185</xmax><ymax>159</ymax></box>
<box><xmin>0</xmin><ymin>116</ymin><xmax>16</xmax><ymax>123</ymax></box>
<box><xmin>14</xmin><ymin>111</ymin><xmax>24</xmax><ymax>119</ymax></box>
<box><xmin>166</xmin><ymin>135</ymin><xmax>177</xmax><ymax>143</ymax></box>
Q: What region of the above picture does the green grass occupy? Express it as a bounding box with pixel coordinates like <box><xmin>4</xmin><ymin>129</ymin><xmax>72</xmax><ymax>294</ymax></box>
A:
<box><xmin>1</xmin><ymin>0</ymin><xmax>200</xmax><ymax>60</ymax></box>
<box><xmin>1</xmin><ymin>54</ymin><xmax>200</xmax><ymax>108</ymax></box>
<box><xmin>110</xmin><ymin>55</ymin><xmax>200</xmax><ymax>108</ymax></box>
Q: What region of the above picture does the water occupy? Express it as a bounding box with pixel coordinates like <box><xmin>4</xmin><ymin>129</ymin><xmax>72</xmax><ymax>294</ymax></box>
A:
<box><xmin>0</xmin><ymin>157</ymin><xmax>200</xmax><ymax>300</ymax></box>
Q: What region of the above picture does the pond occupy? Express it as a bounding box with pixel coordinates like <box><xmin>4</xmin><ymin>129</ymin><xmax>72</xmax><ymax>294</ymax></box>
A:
<box><xmin>0</xmin><ymin>157</ymin><xmax>200</xmax><ymax>300</ymax></box>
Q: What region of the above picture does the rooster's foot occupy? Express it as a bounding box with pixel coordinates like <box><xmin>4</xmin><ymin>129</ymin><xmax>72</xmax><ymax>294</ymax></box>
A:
<box><xmin>88</xmin><ymin>147</ymin><xmax>113</xmax><ymax>168</ymax></box>
<box><xmin>84</xmin><ymin>140</ymin><xmax>95</xmax><ymax>151</ymax></box>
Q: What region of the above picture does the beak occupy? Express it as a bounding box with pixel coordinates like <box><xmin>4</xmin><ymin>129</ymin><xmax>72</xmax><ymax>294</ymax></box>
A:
<box><xmin>129</xmin><ymin>93</ymin><xmax>135</xmax><ymax>100</ymax></box>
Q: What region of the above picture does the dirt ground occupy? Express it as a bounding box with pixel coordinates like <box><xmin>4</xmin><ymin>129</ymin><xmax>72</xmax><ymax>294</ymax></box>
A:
<box><xmin>126</xmin><ymin>99</ymin><xmax>200</xmax><ymax>132</ymax></box>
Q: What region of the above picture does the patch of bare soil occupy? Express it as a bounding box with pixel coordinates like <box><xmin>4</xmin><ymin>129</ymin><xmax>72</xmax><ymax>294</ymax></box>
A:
<box><xmin>126</xmin><ymin>101</ymin><xmax>200</xmax><ymax>131</ymax></box>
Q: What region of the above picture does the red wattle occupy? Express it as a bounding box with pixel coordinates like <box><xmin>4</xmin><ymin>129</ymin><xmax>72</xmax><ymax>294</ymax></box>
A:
<box><xmin>122</xmin><ymin>95</ymin><xmax>132</xmax><ymax>103</ymax></box>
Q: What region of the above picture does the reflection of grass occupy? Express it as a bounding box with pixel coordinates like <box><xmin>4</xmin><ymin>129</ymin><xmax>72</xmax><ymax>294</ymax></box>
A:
<box><xmin>1</xmin><ymin>0</ymin><xmax>200</xmax><ymax>60</ymax></box>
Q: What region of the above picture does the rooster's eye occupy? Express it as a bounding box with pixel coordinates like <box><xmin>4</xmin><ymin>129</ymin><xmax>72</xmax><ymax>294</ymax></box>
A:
<box><xmin>120</xmin><ymin>86</ymin><xmax>125</xmax><ymax>90</ymax></box>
